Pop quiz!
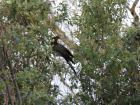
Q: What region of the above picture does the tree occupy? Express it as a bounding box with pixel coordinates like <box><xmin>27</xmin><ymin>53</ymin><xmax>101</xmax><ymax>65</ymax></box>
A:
<box><xmin>0</xmin><ymin>0</ymin><xmax>140</xmax><ymax>104</ymax></box>
<box><xmin>74</xmin><ymin>0</ymin><xmax>140</xmax><ymax>104</ymax></box>
<box><xmin>0</xmin><ymin>0</ymin><xmax>57</xmax><ymax>104</ymax></box>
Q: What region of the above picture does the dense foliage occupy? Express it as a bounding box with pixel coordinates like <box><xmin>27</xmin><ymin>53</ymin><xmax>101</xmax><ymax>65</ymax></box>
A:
<box><xmin>0</xmin><ymin>0</ymin><xmax>56</xmax><ymax>104</ymax></box>
<box><xmin>75</xmin><ymin>0</ymin><xmax>140</xmax><ymax>104</ymax></box>
<box><xmin>0</xmin><ymin>0</ymin><xmax>140</xmax><ymax>105</ymax></box>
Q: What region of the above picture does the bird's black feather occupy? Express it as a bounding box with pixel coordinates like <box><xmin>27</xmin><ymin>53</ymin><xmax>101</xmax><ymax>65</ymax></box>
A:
<box><xmin>51</xmin><ymin>36</ymin><xmax>76</xmax><ymax>75</ymax></box>
<box><xmin>51</xmin><ymin>36</ymin><xmax>75</xmax><ymax>64</ymax></box>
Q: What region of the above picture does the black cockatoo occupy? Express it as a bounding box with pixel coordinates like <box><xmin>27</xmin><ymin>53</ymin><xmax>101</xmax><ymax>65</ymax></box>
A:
<box><xmin>51</xmin><ymin>36</ymin><xmax>77</xmax><ymax>75</ymax></box>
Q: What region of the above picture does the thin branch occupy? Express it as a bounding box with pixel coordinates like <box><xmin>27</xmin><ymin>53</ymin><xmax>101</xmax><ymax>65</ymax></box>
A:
<box><xmin>3</xmin><ymin>41</ymin><xmax>22</xmax><ymax>105</ymax></box>
<box><xmin>128</xmin><ymin>0</ymin><xmax>139</xmax><ymax>26</ymax></box>
<box><xmin>0</xmin><ymin>75</ymin><xmax>12</xmax><ymax>105</ymax></box>
<box><xmin>46</xmin><ymin>0</ymin><xmax>77</xmax><ymax>48</ymax></box>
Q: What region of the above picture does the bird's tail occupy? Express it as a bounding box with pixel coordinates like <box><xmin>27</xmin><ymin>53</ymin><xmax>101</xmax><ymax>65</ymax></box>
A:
<box><xmin>71</xmin><ymin>59</ymin><xmax>75</xmax><ymax>64</ymax></box>
<box><xmin>67</xmin><ymin>61</ymin><xmax>77</xmax><ymax>77</ymax></box>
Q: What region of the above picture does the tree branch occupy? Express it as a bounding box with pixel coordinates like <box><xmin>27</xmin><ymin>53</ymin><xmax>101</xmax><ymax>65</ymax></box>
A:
<box><xmin>128</xmin><ymin>0</ymin><xmax>139</xmax><ymax>26</ymax></box>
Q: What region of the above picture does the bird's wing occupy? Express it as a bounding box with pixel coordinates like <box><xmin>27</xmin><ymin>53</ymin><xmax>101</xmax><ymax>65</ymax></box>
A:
<box><xmin>56</xmin><ymin>44</ymin><xmax>74</xmax><ymax>57</ymax></box>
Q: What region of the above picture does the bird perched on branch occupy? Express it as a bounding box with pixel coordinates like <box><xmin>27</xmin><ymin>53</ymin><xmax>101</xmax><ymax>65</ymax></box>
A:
<box><xmin>51</xmin><ymin>36</ymin><xmax>77</xmax><ymax>75</ymax></box>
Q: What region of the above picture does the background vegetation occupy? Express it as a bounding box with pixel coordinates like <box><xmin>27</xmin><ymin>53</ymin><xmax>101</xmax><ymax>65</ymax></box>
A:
<box><xmin>0</xmin><ymin>0</ymin><xmax>140</xmax><ymax>105</ymax></box>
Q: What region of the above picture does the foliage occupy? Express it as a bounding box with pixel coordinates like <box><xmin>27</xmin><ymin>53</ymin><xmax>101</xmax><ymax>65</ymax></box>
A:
<box><xmin>74</xmin><ymin>0</ymin><xmax>140</xmax><ymax>104</ymax></box>
<box><xmin>0</xmin><ymin>0</ymin><xmax>57</xmax><ymax>104</ymax></box>
<box><xmin>0</xmin><ymin>0</ymin><xmax>140</xmax><ymax>105</ymax></box>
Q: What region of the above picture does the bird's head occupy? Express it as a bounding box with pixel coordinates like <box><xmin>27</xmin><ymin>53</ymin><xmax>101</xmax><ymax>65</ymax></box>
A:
<box><xmin>51</xmin><ymin>36</ymin><xmax>60</xmax><ymax>45</ymax></box>
<box><xmin>53</xmin><ymin>36</ymin><xmax>60</xmax><ymax>41</ymax></box>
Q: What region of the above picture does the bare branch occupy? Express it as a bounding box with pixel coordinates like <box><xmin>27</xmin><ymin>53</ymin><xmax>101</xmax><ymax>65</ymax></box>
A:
<box><xmin>128</xmin><ymin>0</ymin><xmax>139</xmax><ymax>26</ymax></box>
<box><xmin>46</xmin><ymin>0</ymin><xmax>77</xmax><ymax>48</ymax></box>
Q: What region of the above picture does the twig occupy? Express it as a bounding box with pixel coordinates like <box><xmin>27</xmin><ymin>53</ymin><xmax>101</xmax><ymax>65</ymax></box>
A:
<box><xmin>127</xmin><ymin>0</ymin><xmax>139</xmax><ymax>26</ymax></box>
